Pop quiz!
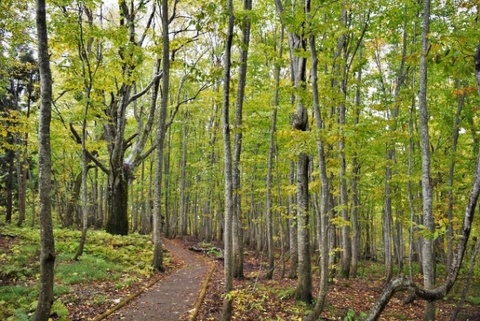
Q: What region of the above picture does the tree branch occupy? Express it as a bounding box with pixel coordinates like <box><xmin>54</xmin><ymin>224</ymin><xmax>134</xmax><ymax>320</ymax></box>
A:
<box><xmin>69</xmin><ymin>123</ymin><xmax>109</xmax><ymax>174</ymax></box>
<box><xmin>127</xmin><ymin>71</ymin><xmax>163</xmax><ymax>105</ymax></box>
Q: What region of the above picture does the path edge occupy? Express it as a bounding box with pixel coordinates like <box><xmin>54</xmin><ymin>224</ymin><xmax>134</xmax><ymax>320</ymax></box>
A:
<box><xmin>188</xmin><ymin>259</ymin><xmax>216</xmax><ymax>321</ymax></box>
<box><xmin>91</xmin><ymin>271</ymin><xmax>166</xmax><ymax>321</ymax></box>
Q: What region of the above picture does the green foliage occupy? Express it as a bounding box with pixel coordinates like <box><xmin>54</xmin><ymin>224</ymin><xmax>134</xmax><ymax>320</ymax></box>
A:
<box><xmin>0</xmin><ymin>225</ymin><xmax>161</xmax><ymax>319</ymax></box>
<box><xmin>466</xmin><ymin>296</ymin><xmax>480</xmax><ymax>305</ymax></box>
<box><xmin>343</xmin><ymin>308</ymin><xmax>367</xmax><ymax>321</ymax></box>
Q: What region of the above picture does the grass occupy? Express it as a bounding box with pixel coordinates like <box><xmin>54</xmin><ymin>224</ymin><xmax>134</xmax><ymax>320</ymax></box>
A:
<box><xmin>0</xmin><ymin>224</ymin><xmax>160</xmax><ymax>320</ymax></box>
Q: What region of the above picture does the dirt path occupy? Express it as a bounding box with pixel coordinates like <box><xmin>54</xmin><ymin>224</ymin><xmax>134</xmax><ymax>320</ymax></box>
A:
<box><xmin>103</xmin><ymin>238</ymin><xmax>212</xmax><ymax>321</ymax></box>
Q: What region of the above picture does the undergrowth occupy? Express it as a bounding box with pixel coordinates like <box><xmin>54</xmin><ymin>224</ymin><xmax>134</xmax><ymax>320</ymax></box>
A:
<box><xmin>0</xmin><ymin>225</ymin><xmax>162</xmax><ymax>320</ymax></box>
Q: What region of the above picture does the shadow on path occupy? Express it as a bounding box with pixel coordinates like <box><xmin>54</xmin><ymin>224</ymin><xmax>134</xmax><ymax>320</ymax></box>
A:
<box><xmin>103</xmin><ymin>238</ymin><xmax>212</xmax><ymax>321</ymax></box>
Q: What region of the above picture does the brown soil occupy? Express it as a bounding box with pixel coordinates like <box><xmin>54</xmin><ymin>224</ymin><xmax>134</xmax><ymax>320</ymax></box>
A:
<box><xmin>102</xmin><ymin>238</ymin><xmax>213</xmax><ymax>321</ymax></box>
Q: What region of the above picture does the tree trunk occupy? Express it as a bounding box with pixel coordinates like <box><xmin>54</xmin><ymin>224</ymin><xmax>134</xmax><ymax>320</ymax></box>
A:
<box><xmin>288</xmin><ymin>160</ymin><xmax>298</xmax><ymax>278</ymax></box>
<box><xmin>106</xmin><ymin>170</ymin><xmax>129</xmax><ymax>235</ymax></box>
<box><xmin>304</xmin><ymin>31</ymin><xmax>331</xmax><ymax>321</ymax></box>
<box><xmin>383</xmin><ymin>182</ymin><xmax>394</xmax><ymax>282</ymax></box>
<box><xmin>450</xmin><ymin>237</ymin><xmax>480</xmax><ymax>321</ymax></box>
<box><xmin>152</xmin><ymin>0</ymin><xmax>170</xmax><ymax>271</ymax></box>
<box><xmin>220</xmin><ymin>0</ymin><xmax>234</xmax><ymax>319</ymax></box>
<box><xmin>5</xmin><ymin>150</ymin><xmax>14</xmax><ymax>223</ymax></box>
<box><xmin>231</xmin><ymin>0</ymin><xmax>252</xmax><ymax>279</ymax></box>
<box><xmin>295</xmin><ymin>152</ymin><xmax>312</xmax><ymax>303</ymax></box>
<box><xmin>418</xmin><ymin>1</ymin><xmax>435</xmax><ymax>319</ymax></box>
<box><xmin>35</xmin><ymin>0</ymin><xmax>56</xmax><ymax>319</ymax></box>
<box><xmin>265</xmin><ymin>25</ymin><xmax>282</xmax><ymax>280</ymax></box>
<box><xmin>180</xmin><ymin>110</ymin><xmax>188</xmax><ymax>236</ymax></box>
<box><xmin>274</xmin><ymin>0</ymin><xmax>312</xmax><ymax>302</ymax></box>
<box><xmin>447</xmin><ymin>88</ymin><xmax>464</xmax><ymax>269</ymax></box>
<box><xmin>350</xmin><ymin>58</ymin><xmax>362</xmax><ymax>277</ymax></box>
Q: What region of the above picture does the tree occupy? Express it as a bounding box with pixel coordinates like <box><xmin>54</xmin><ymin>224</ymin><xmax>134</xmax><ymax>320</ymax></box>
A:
<box><xmin>232</xmin><ymin>0</ymin><xmax>253</xmax><ymax>279</ymax></box>
<box><xmin>364</xmin><ymin>33</ymin><xmax>480</xmax><ymax>321</ymax></box>
<box><xmin>275</xmin><ymin>0</ymin><xmax>312</xmax><ymax>303</ymax></box>
<box><xmin>34</xmin><ymin>0</ymin><xmax>56</xmax><ymax>319</ymax></box>
<box><xmin>265</xmin><ymin>24</ymin><xmax>283</xmax><ymax>280</ymax></box>
<box><xmin>417</xmin><ymin>1</ymin><xmax>435</xmax><ymax>319</ymax></box>
<box><xmin>304</xmin><ymin>15</ymin><xmax>331</xmax><ymax>321</ymax></box>
<box><xmin>152</xmin><ymin>0</ymin><xmax>169</xmax><ymax>271</ymax></box>
<box><xmin>220</xmin><ymin>0</ymin><xmax>235</xmax><ymax>318</ymax></box>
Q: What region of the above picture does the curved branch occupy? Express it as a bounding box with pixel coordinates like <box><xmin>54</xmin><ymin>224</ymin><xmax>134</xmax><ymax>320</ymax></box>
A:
<box><xmin>127</xmin><ymin>72</ymin><xmax>163</xmax><ymax>105</ymax></box>
<box><xmin>69</xmin><ymin>123</ymin><xmax>109</xmax><ymax>174</ymax></box>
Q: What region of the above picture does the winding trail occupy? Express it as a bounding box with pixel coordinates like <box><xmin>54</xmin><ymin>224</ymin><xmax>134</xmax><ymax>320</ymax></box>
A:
<box><xmin>103</xmin><ymin>238</ymin><xmax>213</xmax><ymax>321</ymax></box>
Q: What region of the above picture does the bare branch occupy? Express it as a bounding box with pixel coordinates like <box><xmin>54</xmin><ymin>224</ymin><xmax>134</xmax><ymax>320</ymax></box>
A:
<box><xmin>69</xmin><ymin>123</ymin><xmax>109</xmax><ymax>174</ymax></box>
<box><xmin>127</xmin><ymin>71</ymin><xmax>163</xmax><ymax>105</ymax></box>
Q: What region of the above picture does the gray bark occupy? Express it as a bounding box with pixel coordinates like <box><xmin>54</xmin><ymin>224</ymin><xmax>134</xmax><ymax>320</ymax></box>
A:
<box><xmin>265</xmin><ymin>25</ymin><xmax>282</xmax><ymax>280</ymax></box>
<box><xmin>350</xmin><ymin>57</ymin><xmax>362</xmax><ymax>277</ymax></box>
<box><xmin>220</xmin><ymin>0</ymin><xmax>234</xmax><ymax>318</ymax></box>
<box><xmin>152</xmin><ymin>0</ymin><xmax>170</xmax><ymax>271</ymax></box>
<box><xmin>418</xmin><ymin>0</ymin><xmax>435</xmax><ymax>319</ymax></box>
<box><xmin>274</xmin><ymin>0</ymin><xmax>312</xmax><ymax>303</ymax></box>
<box><xmin>304</xmin><ymin>31</ymin><xmax>331</xmax><ymax>321</ymax></box>
<box><xmin>288</xmin><ymin>160</ymin><xmax>298</xmax><ymax>278</ymax></box>
<box><xmin>232</xmin><ymin>0</ymin><xmax>252</xmax><ymax>279</ymax></box>
<box><xmin>447</xmin><ymin>88</ymin><xmax>465</xmax><ymax>269</ymax></box>
<box><xmin>180</xmin><ymin>110</ymin><xmax>188</xmax><ymax>236</ymax></box>
<box><xmin>34</xmin><ymin>0</ymin><xmax>56</xmax><ymax>319</ymax></box>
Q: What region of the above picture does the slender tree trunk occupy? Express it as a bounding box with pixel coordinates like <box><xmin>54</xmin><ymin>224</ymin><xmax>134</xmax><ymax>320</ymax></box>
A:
<box><xmin>383</xmin><ymin>177</ymin><xmax>394</xmax><ymax>281</ymax></box>
<box><xmin>5</xmin><ymin>151</ymin><xmax>14</xmax><ymax>223</ymax></box>
<box><xmin>418</xmin><ymin>1</ymin><xmax>435</xmax><ymax>319</ymax></box>
<box><xmin>74</xmin><ymin>148</ymin><xmax>89</xmax><ymax>260</ymax></box>
<box><xmin>75</xmin><ymin>7</ymin><xmax>93</xmax><ymax>259</ymax></box>
<box><xmin>164</xmin><ymin>127</ymin><xmax>171</xmax><ymax>237</ymax></box>
<box><xmin>304</xmin><ymin>31</ymin><xmax>331</xmax><ymax>321</ymax></box>
<box><xmin>17</xmin><ymin>83</ymin><xmax>32</xmax><ymax>227</ymax></box>
<box><xmin>35</xmin><ymin>0</ymin><xmax>56</xmax><ymax>319</ymax></box>
<box><xmin>220</xmin><ymin>0</ymin><xmax>234</xmax><ymax>318</ymax></box>
<box><xmin>180</xmin><ymin>110</ymin><xmax>188</xmax><ymax>236</ymax></box>
<box><xmin>152</xmin><ymin>0</ymin><xmax>170</xmax><ymax>271</ymax></box>
<box><xmin>265</xmin><ymin>25</ymin><xmax>283</xmax><ymax>280</ymax></box>
<box><xmin>447</xmin><ymin>89</ymin><xmax>464</xmax><ymax>269</ymax></box>
<box><xmin>288</xmin><ymin>160</ymin><xmax>298</xmax><ymax>278</ymax></box>
<box><xmin>408</xmin><ymin>102</ymin><xmax>417</xmax><ymax>279</ymax></box>
<box><xmin>350</xmin><ymin>59</ymin><xmax>362</xmax><ymax>277</ymax></box>
<box><xmin>450</xmin><ymin>238</ymin><xmax>480</xmax><ymax>321</ymax></box>
<box><xmin>232</xmin><ymin>0</ymin><xmax>252</xmax><ymax>279</ymax></box>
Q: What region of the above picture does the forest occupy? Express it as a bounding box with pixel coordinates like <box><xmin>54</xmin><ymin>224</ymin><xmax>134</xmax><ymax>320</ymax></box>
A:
<box><xmin>1</xmin><ymin>0</ymin><xmax>480</xmax><ymax>320</ymax></box>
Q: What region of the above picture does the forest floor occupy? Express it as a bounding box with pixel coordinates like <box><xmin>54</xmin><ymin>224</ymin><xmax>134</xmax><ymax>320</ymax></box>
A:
<box><xmin>181</xmin><ymin>239</ymin><xmax>480</xmax><ymax>321</ymax></box>
<box><xmin>2</xmin><ymin>231</ymin><xmax>480</xmax><ymax>320</ymax></box>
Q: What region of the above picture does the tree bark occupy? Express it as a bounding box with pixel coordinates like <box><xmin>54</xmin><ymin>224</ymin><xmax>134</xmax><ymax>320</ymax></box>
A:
<box><xmin>265</xmin><ymin>25</ymin><xmax>283</xmax><ymax>280</ymax></box>
<box><xmin>180</xmin><ymin>110</ymin><xmax>189</xmax><ymax>236</ymax></box>
<box><xmin>418</xmin><ymin>1</ymin><xmax>435</xmax><ymax>319</ymax></box>
<box><xmin>446</xmin><ymin>89</ymin><xmax>464</xmax><ymax>269</ymax></box>
<box><xmin>274</xmin><ymin>0</ymin><xmax>312</xmax><ymax>303</ymax></box>
<box><xmin>152</xmin><ymin>0</ymin><xmax>170</xmax><ymax>271</ymax></box>
<box><xmin>288</xmin><ymin>160</ymin><xmax>298</xmax><ymax>279</ymax></box>
<box><xmin>232</xmin><ymin>0</ymin><xmax>252</xmax><ymax>279</ymax></box>
<box><xmin>220</xmin><ymin>0</ymin><xmax>234</xmax><ymax>319</ymax></box>
<box><xmin>304</xmin><ymin>30</ymin><xmax>331</xmax><ymax>320</ymax></box>
<box><xmin>35</xmin><ymin>0</ymin><xmax>56</xmax><ymax>319</ymax></box>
